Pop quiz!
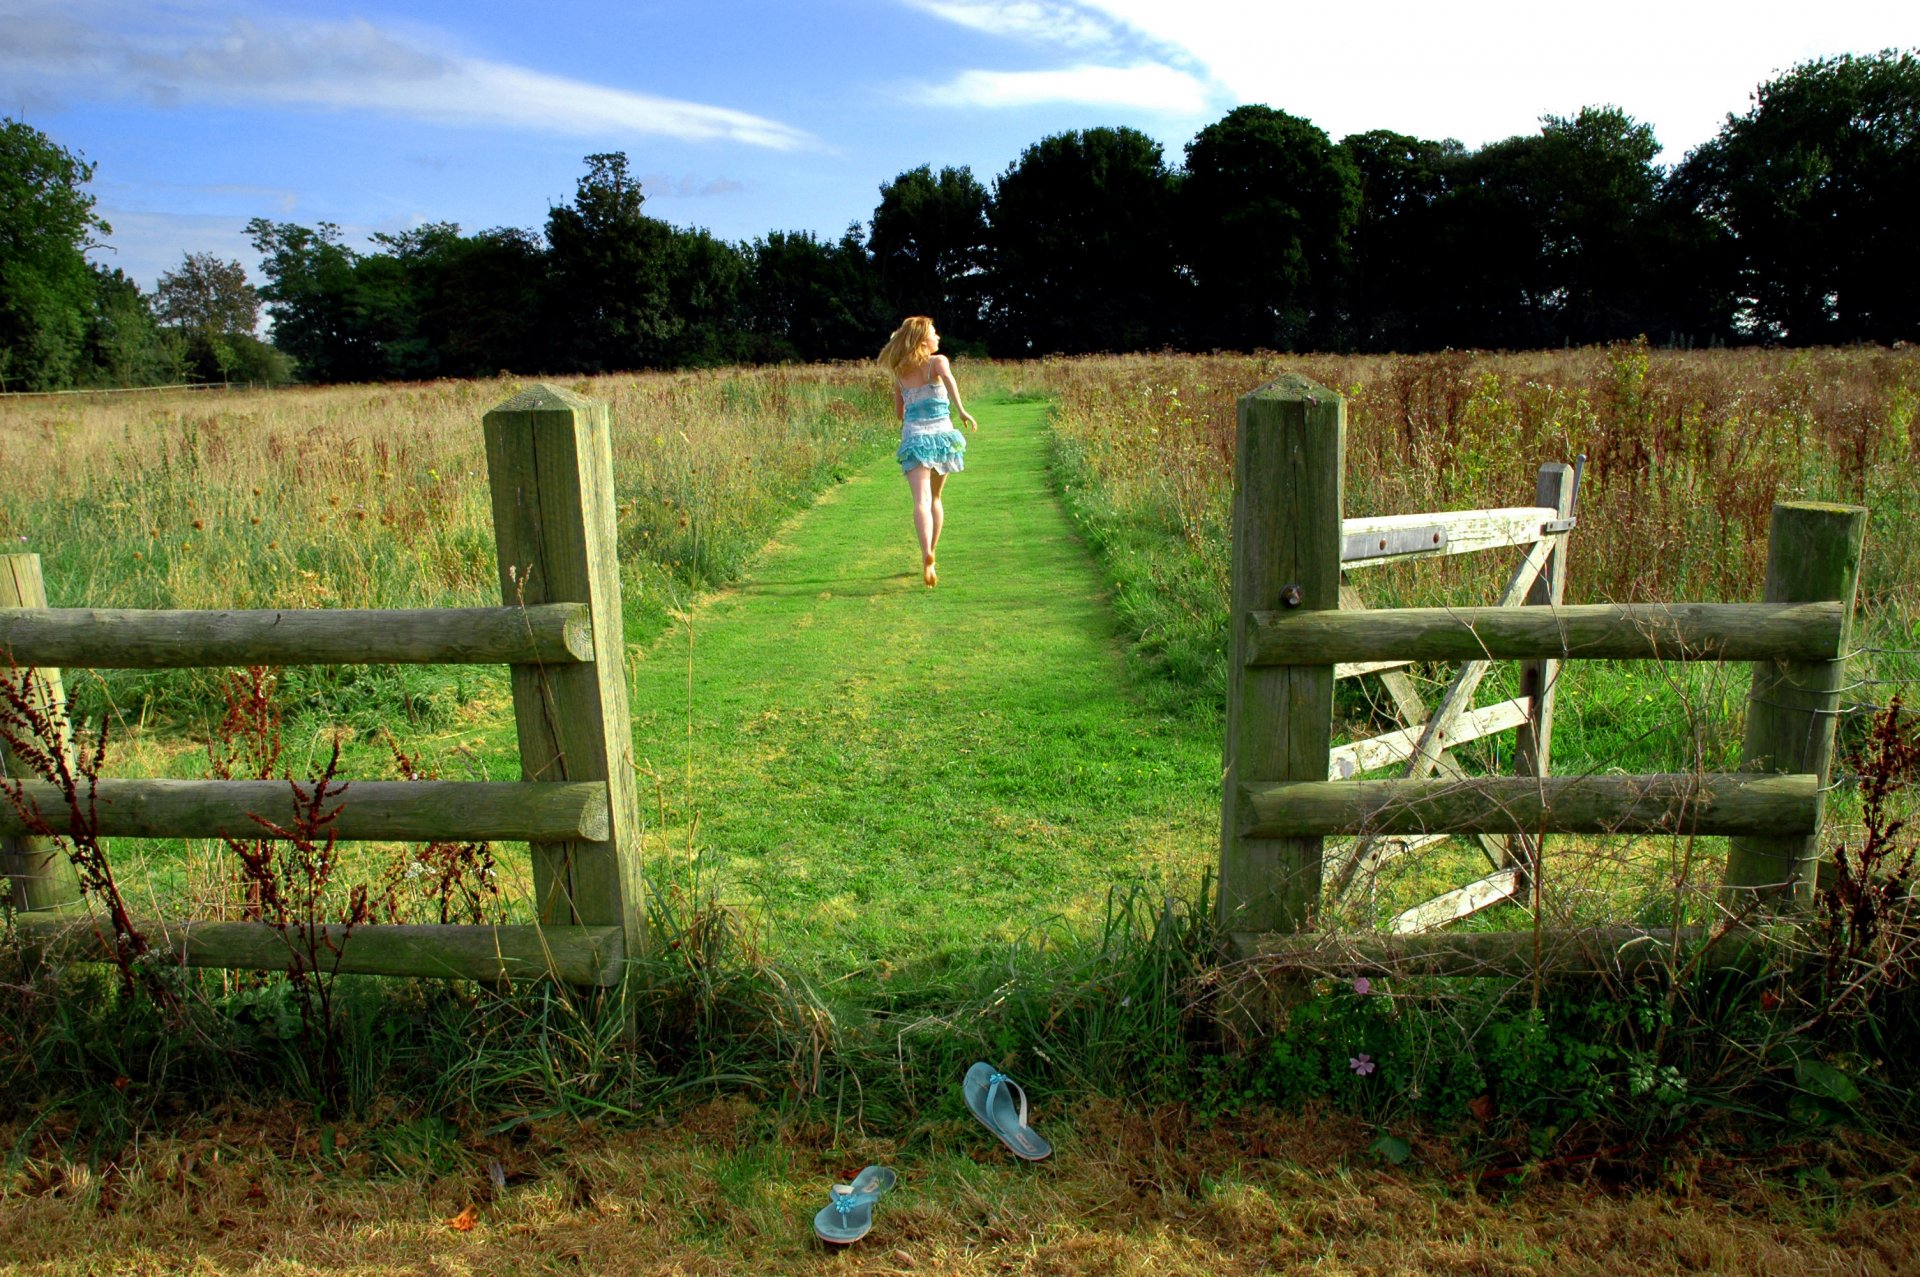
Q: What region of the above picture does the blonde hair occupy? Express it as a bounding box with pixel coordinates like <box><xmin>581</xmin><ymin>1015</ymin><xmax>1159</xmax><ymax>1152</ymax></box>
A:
<box><xmin>878</xmin><ymin>316</ymin><xmax>936</xmax><ymax>376</ymax></box>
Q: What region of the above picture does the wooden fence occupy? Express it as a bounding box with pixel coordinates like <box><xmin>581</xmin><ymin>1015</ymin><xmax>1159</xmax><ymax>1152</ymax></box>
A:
<box><xmin>1219</xmin><ymin>375</ymin><xmax>1866</xmax><ymax>964</ymax></box>
<box><xmin>1</xmin><ymin>385</ymin><xmax>643</xmax><ymax>986</ymax></box>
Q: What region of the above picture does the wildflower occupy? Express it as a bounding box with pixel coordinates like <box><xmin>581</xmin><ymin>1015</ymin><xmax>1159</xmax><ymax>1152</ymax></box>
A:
<box><xmin>1352</xmin><ymin>976</ymin><xmax>1372</xmax><ymax>996</ymax></box>
<box><xmin>1350</xmin><ymin>1053</ymin><xmax>1375</xmax><ymax>1076</ymax></box>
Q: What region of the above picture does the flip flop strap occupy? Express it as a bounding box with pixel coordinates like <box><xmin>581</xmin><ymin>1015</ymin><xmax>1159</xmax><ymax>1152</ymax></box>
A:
<box><xmin>830</xmin><ymin>1189</ymin><xmax>878</xmax><ymax>1217</ymax></box>
<box><xmin>987</xmin><ymin>1071</ymin><xmax>1030</xmax><ymax>1130</ymax></box>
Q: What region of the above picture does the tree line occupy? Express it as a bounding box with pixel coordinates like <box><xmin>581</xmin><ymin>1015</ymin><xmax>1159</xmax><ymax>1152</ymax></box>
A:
<box><xmin>3</xmin><ymin>50</ymin><xmax>1914</xmax><ymax>390</ymax></box>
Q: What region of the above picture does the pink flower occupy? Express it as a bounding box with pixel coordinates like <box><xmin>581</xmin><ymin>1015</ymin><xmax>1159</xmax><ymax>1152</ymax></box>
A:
<box><xmin>1352</xmin><ymin>976</ymin><xmax>1372</xmax><ymax>996</ymax></box>
<box><xmin>1350</xmin><ymin>1053</ymin><xmax>1376</xmax><ymax>1076</ymax></box>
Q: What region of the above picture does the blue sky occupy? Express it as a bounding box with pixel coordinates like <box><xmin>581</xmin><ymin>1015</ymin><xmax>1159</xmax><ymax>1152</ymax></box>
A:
<box><xmin>4</xmin><ymin>0</ymin><xmax>1916</xmax><ymax>292</ymax></box>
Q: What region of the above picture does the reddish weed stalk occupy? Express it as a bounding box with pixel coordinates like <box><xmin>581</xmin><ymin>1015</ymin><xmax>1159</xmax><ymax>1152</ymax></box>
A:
<box><xmin>377</xmin><ymin>734</ymin><xmax>503</xmax><ymax>927</ymax></box>
<box><xmin>1811</xmin><ymin>698</ymin><xmax>1920</xmax><ymax>1026</ymax></box>
<box><xmin>0</xmin><ymin>663</ymin><xmax>166</xmax><ymax>1003</ymax></box>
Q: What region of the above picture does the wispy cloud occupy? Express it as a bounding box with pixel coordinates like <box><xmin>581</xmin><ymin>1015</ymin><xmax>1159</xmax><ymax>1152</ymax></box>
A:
<box><xmin>919</xmin><ymin>63</ymin><xmax>1213</xmax><ymax>112</ymax></box>
<box><xmin>905</xmin><ymin>0</ymin><xmax>1219</xmax><ymax>116</ymax></box>
<box><xmin>904</xmin><ymin>0</ymin><xmax>1120</xmax><ymax>48</ymax></box>
<box><xmin>1</xmin><ymin>2</ymin><xmax>815</xmax><ymax>150</ymax></box>
<box><xmin>937</xmin><ymin>0</ymin><xmax>1920</xmax><ymax>157</ymax></box>
<box><xmin>641</xmin><ymin>172</ymin><xmax>748</xmax><ymax>199</ymax></box>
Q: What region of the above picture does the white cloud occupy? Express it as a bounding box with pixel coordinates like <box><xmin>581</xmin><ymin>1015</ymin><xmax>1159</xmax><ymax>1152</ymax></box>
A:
<box><xmin>641</xmin><ymin>172</ymin><xmax>748</xmax><ymax>199</ymax></box>
<box><xmin>906</xmin><ymin>0</ymin><xmax>1920</xmax><ymax>155</ymax></box>
<box><xmin>1</xmin><ymin>3</ymin><xmax>816</xmax><ymax>151</ymax></box>
<box><xmin>919</xmin><ymin>63</ymin><xmax>1214</xmax><ymax>112</ymax></box>
<box><xmin>1024</xmin><ymin>0</ymin><xmax>1920</xmax><ymax>155</ymax></box>
<box><xmin>904</xmin><ymin>0</ymin><xmax>1119</xmax><ymax>48</ymax></box>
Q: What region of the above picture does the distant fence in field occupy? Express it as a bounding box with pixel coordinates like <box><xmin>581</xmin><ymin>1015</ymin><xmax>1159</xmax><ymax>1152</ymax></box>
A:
<box><xmin>1218</xmin><ymin>375</ymin><xmax>1865</xmax><ymax>973</ymax></box>
<box><xmin>1</xmin><ymin>385</ymin><xmax>642</xmax><ymax>986</ymax></box>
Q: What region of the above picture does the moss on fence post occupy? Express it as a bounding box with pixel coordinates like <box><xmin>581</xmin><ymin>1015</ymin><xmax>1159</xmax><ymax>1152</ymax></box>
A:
<box><xmin>1723</xmin><ymin>501</ymin><xmax>1867</xmax><ymax>908</ymax></box>
<box><xmin>0</xmin><ymin>553</ymin><xmax>84</xmax><ymax>914</ymax></box>
<box><xmin>483</xmin><ymin>386</ymin><xmax>646</xmax><ymax>977</ymax></box>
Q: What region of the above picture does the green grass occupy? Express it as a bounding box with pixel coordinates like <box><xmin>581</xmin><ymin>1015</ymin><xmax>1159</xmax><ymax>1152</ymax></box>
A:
<box><xmin>617</xmin><ymin>396</ymin><xmax>1220</xmax><ymax>973</ymax></box>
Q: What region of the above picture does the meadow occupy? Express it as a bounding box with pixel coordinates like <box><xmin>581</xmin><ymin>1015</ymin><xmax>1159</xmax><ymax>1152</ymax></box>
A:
<box><xmin>3</xmin><ymin>347</ymin><xmax>1919</xmax><ymax>1273</ymax></box>
<box><xmin>3</xmin><ymin>343</ymin><xmax>1915</xmax><ymax>966</ymax></box>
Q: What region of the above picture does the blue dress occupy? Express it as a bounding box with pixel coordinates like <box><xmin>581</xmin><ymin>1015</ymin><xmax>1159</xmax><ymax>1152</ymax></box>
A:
<box><xmin>896</xmin><ymin>372</ymin><xmax>967</xmax><ymax>476</ymax></box>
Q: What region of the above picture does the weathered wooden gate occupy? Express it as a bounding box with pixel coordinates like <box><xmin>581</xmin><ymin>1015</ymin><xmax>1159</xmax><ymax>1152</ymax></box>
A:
<box><xmin>1218</xmin><ymin>376</ymin><xmax>1864</xmax><ymax>967</ymax></box>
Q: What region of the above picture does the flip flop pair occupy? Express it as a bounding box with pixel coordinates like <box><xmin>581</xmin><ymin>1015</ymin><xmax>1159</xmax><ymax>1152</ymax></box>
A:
<box><xmin>963</xmin><ymin>1062</ymin><xmax>1052</xmax><ymax>1161</ymax></box>
<box><xmin>812</xmin><ymin>1164</ymin><xmax>897</xmax><ymax>1245</ymax></box>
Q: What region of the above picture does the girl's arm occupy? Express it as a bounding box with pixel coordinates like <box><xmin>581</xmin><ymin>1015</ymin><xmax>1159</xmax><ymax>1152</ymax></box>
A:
<box><xmin>893</xmin><ymin>381</ymin><xmax>904</xmax><ymax>422</ymax></box>
<box><xmin>932</xmin><ymin>355</ymin><xmax>977</xmax><ymax>430</ymax></box>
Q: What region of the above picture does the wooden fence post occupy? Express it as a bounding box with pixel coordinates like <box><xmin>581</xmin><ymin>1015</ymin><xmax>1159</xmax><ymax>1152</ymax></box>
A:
<box><xmin>0</xmin><ymin>554</ymin><xmax>84</xmax><ymax>913</ymax></box>
<box><xmin>1219</xmin><ymin>376</ymin><xmax>1343</xmax><ymax>946</ymax></box>
<box><xmin>1722</xmin><ymin>501</ymin><xmax>1866</xmax><ymax>907</ymax></box>
<box><xmin>1510</xmin><ymin>462</ymin><xmax>1575</xmax><ymax>890</ymax></box>
<box><xmin>483</xmin><ymin>386</ymin><xmax>645</xmax><ymax>969</ymax></box>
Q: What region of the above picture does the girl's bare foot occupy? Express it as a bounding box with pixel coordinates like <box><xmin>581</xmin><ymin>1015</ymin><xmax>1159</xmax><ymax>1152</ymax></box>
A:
<box><xmin>923</xmin><ymin>552</ymin><xmax>938</xmax><ymax>588</ymax></box>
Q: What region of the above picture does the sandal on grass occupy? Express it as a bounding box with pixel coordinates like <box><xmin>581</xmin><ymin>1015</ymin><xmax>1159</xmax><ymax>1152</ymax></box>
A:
<box><xmin>963</xmin><ymin>1062</ymin><xmax>1052</xmax><ymax>1161</ymax></box>
<box><xmin>812</xmin><ymin>1164</ymin><xmax>897</xmax><ymax>1245</ymax></box>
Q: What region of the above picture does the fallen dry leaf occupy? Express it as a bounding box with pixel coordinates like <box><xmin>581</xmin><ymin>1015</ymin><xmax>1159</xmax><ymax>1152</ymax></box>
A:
<box><xmin>447</xmin><ymin>1204</ymin><xmax>478</xmax><ymax>1232</ymax></box>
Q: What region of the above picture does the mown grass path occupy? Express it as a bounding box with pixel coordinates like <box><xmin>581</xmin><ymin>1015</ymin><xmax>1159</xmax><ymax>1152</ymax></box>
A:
<box><xmin>626</xmin><ymin>397</ymin><xmax>1219</xmax><ymax>974</ymax></box>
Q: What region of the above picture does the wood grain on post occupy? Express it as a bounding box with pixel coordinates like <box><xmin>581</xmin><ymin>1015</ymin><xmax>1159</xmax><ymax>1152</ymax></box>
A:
<box><xmin>9</xmin><ymin>916</ymin><xmax>625</xmax><ymax>985</ymax></box>
<box><xmin>0</xmin><ymin>604</ymin><xmax>594</xmax><ymax>668</ymax></box>
<box><xmin>0</xmin><ymin>554</ymin><xmax>83</xmax><ymax>912</ymax></box>
<box><xmin>0</xmin><ymin>778</ymin><xmax>610</xmax><ymax>842</ymax></box>
<box><xmin>484</xmin><ymin>386</ymin><xmax>645</xmax><ymax>968</ymax></box>
<box><xmin>1723</xmin><ymin>501</ymin><xmax>1867</xmax><ymax>907</ymax></box>
<box><xmin>1218</xmin><ymin>376</ymin><xmax>1342</xmax><ymax>942</ymax></box>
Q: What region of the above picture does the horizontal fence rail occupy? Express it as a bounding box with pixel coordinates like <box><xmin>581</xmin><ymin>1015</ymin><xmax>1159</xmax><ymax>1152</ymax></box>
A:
<box><xmin>1238</xmin><ymin>772</ymin><xmax>1821</xmax><ymax>838</ymax></box>
<box><xmin>0</xmin><ymin>604</ymin><xmax>595</xmax><ymax>668</ymax></box>
<box><xmin>1</xmin><ymin>779</ymin><xmax>612</xmax><ymax>842</ymax></box>
<box><xmin>1339</xmin><ymin>506</ymin><xmax>1559</xmax><ymax>570</ymax></box>
<box><xmin>1248</xmin><ymin>601</ymin><xmax>1844</xmax><ymax>666</ymax></box>
<box><xmin>8</xmin><ymin>916</ymin><xmax>625</xmax><ymax>985</ymax></box>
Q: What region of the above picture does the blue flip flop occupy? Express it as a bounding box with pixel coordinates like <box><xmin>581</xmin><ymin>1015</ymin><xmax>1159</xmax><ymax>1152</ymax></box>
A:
<box><xmin>812</xmin><ymin>1164</ymin><xmax>897</xmax><ymax>1245</ymax></box>
<box><xmin>963</xmin><ymin>1062</ymin><xmax>1052</xmax><ymax>1161</ymax></box>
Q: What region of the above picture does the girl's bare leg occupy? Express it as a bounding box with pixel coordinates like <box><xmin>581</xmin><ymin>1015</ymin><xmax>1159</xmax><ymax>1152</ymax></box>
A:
<box><xmin>906</xmin><ymin>466</ymin><xmax>938</xmax><ymax>586</ymax></box>
<box><xmin>929</xmin><ymin>471</ymin><xmax>947</xmax><ymax>554</ymax></box>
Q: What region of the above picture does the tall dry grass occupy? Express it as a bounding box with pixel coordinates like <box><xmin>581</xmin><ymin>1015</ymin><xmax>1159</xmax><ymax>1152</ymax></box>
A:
<box><xmin>1025</xmin><ymin>342</ymin><xmax>1919</xmax><ymax>709</ymax></box>
<box><xmin>1021</xmin><ymin>343</ymin><xmax>1919</xmax><ymax>933</ymax></box>
<box><xmin>0</xmin><ymin>367</ymin><xmax>895</xmax><ymax>723</ymax></box>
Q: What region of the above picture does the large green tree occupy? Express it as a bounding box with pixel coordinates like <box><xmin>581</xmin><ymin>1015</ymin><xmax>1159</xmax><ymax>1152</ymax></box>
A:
<box><xmin>1181</xmin><ymin>105</ymin><xmax>1358</xmax><ymax>350</ymax></box>
<box><xmin>245</xmin><ymin>219</ymin><xmax>371</xmax><ymax>381</ymax></box>
<box><xmin>1341</xmin><ymin>129</ymin><xmax>1460</xmax><ymax>350</ymax></box>
<box><xmin>544</xmin><ymin>152</ymin><xmax>680</xmax><ymax>371</ymax></box>
<box><xmin>1676</xmin><ymin>50</ymin><xmax>1920</xmax><ymax>343</ymax></box>
<box><xmin>0</xmin><ymin>118</ymin><xmax>110</xmax><ymax>390</ymax></box>
<box><xmin>152</xmin><ymin>251</ymin><xmax>287</xmax><ymax>383</ymax></box>
<box><xmin>1531</xmin><ymin>106</ymin><xmax>1668</xmax><ymax>343</ymax></box>
<box><xmin>746</xmin><ymin>226</ymin><xmax>880</xmax><ymax>363</ymax></box>
<box><xmin>869</xmin><ymin>165</ymin><xmax>990</xmax><ymax>346</ymax></box>
<box><xmin>154</xmin><ymin>252</ymin><xmax>260</xmax><ymax>336</ymax></box>
<box><xmin>987</xmin><ymin>127</ymin><xmax>1182</xmax><ymax>354</ymax></box>
<box><xmin>83</xmin><ymin>265</ymin><xmax>175</xmax><ymax>387</ymax></box>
